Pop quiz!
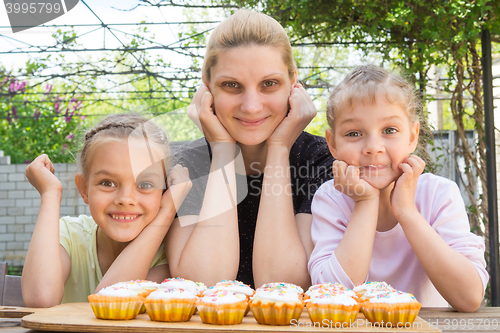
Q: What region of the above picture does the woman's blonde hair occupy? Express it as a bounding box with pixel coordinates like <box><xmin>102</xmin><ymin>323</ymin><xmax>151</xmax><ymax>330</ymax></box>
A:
<box><xmin>78</xmin><ymin>113</ymin><xmax>171</xmax><ymax>182</ymax></box>
<box><xmin>202</xmin><ymin>9</ymin><xmax>296</xmax><ymax>82</ymax></box>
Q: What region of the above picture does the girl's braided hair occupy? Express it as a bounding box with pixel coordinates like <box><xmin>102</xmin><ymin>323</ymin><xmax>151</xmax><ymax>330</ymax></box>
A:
<box><xmin>78</xmin><ymin>113</ymin><xmax>171</xmax><ymax>181</ymax></box>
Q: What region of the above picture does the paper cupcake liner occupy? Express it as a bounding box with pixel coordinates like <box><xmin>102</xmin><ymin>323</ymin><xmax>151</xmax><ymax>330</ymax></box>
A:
<box><xmin>361</xmin><ymin>301</ymin><xmax>422</xmax><ymax>326</ymax></box>
<box><xmin>87</xmin><ymin>294</ymin><xmax>144</xmax><ymax>320</ymax></box>
<box><xmin>249</xmin><ymin>299</ymin><xmax>304</xmax><ymax>326</ymax></box>
<box><xmin>138</xmin><ymin>289</ymin><xmax>155</xmax><ymax>298</ymax></box>
<box><xmin>143</xmin><ymin>298</ymin><xmax>197</xmax><ymax>322</ymax></box>
<box><xmin>196</xmin><ymin>300</ymin><xmax>248</xmax><ymax>325</ymax></box>
<box><xmin>306</xmin><ymin>302</ymin><xmax>360</xmax><ymax>324</ymax></box>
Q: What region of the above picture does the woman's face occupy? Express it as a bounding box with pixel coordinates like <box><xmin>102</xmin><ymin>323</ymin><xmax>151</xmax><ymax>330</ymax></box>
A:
<box><xmin>208</xmin><ymin>45</ymin><xmax>296</xmax><ymax>146</ymax></box>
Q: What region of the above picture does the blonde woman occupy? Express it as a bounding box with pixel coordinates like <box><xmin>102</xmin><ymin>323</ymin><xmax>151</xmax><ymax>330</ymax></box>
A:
<box><xmin>165</xmin><ymin>10</ymin><xmax>333</xmax><ymax>289</ymax></box>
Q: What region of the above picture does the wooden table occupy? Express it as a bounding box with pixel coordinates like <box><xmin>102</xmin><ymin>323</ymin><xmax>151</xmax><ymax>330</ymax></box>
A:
<box><xmin>419</xmin><ymin>307</ymin><xmax>500</xmax><ymax>333</ymax></box>
<box><xmin>0</xmin><ymin>305</ymin><xmax>498</xmax><ymax>333</ymax></box>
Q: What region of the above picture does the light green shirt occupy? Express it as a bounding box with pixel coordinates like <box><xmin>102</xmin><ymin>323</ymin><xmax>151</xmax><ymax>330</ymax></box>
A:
<box><xmin>59</xmin><ymin>215</ymin><xmax>168</xmax><ymax>303</ymax></box>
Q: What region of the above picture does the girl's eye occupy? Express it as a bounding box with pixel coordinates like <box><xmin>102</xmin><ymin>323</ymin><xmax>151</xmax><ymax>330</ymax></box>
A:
<box><xmin>138</xmin><ymin>182</ymin><xmax>154</xmax><ymax>190</ymax></box>
<box><xmin>346</xmin><ymin>131</ymin><xmax>361</xmax><ymax>137</ymax></box>
<box><xmin>384</xmin><ymin>127</ymin><xmax>398</xmax><ymax>134</ymax></box>
<box><xmin>263</xmin><ymin>80</ymin><xmax>276</xmax><ymax>87</ymax></box>
<box><xmin>223</xmin><ymin>82</ymin><xmax>239</xmax><ymax>89</ymax></box>
<box><xmin>99</xmin><ymin>180</ymin><xmax>115</xmax><ymax>187</ymax></box>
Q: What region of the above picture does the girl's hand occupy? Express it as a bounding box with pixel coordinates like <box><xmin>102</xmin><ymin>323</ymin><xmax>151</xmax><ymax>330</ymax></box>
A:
<box><xmin>187</xmin><ymin>84</ymin><xmax>235</xmax><ymax>144</ymax></box>
<box><xmin>267</xmin><ymin>83</ymin><xmax>316</xmax><ymax>151</ymax></box>
<box><xmin>25</xmin><ymin>154</ymin><xmax>63</xmax><ymax>195</ymax></box>
<box><xmin>333</xmin><ymin>160</ymin><xmax>379</xmax><ymax>202</ymax></box>
<box><xmin>161</xmin><ymin>164</ymin><xmax>192</xmax><ymax>211</ymax></box>
<box><xmin>391</xmin><ymin>155</ymin><xmax>425</xmax><ymax>219</ymax></box>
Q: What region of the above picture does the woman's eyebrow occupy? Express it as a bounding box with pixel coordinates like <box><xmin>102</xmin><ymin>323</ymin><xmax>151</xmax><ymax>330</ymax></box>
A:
<box><xmin>262</xmin><ymin>72</ymin><xmax>286</xmax><ymax>78</ymax></box>
<box><xmin>214</xmin><ymin>75</ymin><xmax>238</xmax><ymax>80</ymax></box>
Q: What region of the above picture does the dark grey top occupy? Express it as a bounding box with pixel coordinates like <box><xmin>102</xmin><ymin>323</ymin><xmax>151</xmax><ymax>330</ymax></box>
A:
<box><xmin>174</xmin><ymin>132</ymin><xmax>334</xmax><ymax>287</ymax></box>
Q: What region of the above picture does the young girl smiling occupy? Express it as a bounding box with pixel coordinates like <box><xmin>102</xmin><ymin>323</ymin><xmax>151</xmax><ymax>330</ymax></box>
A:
<box><xmin>308</xmin><ymin>65</ymin><xmax>488</xmax><ymax>312</ymax></box>
<box><xmin>22</xmin><ymin>114</ymin><xmax>191</xmax><ymax>307</ymax></box>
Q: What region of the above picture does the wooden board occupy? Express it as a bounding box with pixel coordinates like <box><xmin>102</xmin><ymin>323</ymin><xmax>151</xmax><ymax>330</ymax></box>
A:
<box><xmin>21</xmin><ymin>303</ymin><xmax>441</xmax><ymax>333</ymax></box>
<box><xmin>0</xmin><ymin>307</ymin><xmax>34</xmax><ymax>319</ymax></box>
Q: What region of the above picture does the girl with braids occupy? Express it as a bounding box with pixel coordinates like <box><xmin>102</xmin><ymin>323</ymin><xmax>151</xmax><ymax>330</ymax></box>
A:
<box><xmin>22</xmin><ymin>114</ymin><xmax>192</xmax><ymax>307</ymax></box>
<box><xmin>308</xmin><ymin>65</ymin><xmax>488</xmax><ymax>311</ymax></box>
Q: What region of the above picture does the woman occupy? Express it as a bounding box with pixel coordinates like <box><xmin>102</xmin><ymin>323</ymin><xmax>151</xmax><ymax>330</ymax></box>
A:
<box><xmin>165</xmin><ymin>9</ymin><xmax>333</xmax><ymax>289</ymax></box>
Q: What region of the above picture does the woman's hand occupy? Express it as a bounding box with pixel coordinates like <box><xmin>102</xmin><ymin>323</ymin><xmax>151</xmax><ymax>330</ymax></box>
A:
<box><xmin>267</xmin><ymin>83</ymin><xmax>316</xmax><ymax>151</ymax></box>
<box><xmin>161</xmin><ymin>164</ymin><xmax>192</xmax><ymax>211</ymax></box>
<box><xmin>391</xmin><ymin>155</ymin><xmax>425</xmax><ymax>220</ymax></box>
<box><xmin>187</xmin><ymin>85</ymin><xmax>235</xmax><ymax>144</ymax></box>
<box><xmin>25</xmin><ymin>154</ymin><xmax>63</xmax><ymax>196</ymax></box>
<box><xmin>333</xmin><ymin>160</ymin><xmax>379</xmax><ymax>203</ymax></box>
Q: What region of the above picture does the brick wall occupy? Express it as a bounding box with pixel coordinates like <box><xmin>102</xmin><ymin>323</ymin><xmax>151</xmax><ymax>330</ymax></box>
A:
<box><xmin>0</xmin><ymin>151</ymin><xmax>90</xmax><ymax>266</ymax></box>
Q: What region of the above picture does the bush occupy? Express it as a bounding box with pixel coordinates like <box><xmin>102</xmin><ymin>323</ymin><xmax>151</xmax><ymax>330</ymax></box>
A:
<box><xmin>0</xmin><ymin>73</ymin><xmax>88</xmax><ymax>164</ymax></box>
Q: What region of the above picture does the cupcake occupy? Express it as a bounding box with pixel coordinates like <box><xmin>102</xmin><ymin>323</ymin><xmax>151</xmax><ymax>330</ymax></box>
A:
<box><xmin>249</xmin><ymin>283</ymin><xmax>304</xmax><ymax>325</ymax></box>
<box><xmin>197</xmin><ymin>290</ymin><xmax>248</xmax><ymax>325</ymax></box>
<box><xmin>110</xmin><ymin>280</ymin><xmax>159</xmax><ymax>298</ymax></box>
<box><xmin>203</xmin><ymin>280</ymin><xmax>254</xmax><ymax>297</ymax></box>
<box><xmin>260</xmin><ymin>282</ymin><xmax>304</xmax><ymax>295</ymax></box>
<box><xmin>88</xmin><ymin>286</ymin><xmax>143</xmax><ymax>320</ymax></box>
<box><xmin>360</xmin><ymin>290</ymin><xmax>422</xmax><ymax>327</ymax></box>
<box><xmin>203</xmin><ymin>280</ymin><xmax>254</xmax><ymax>316</ymax></box>
<box><xmin>305</xmin><ymin>283</ymin><xmax>357</xmax><ymax>300</ymax></box>
<box><xmin>110</xmin><ymin>280</ymin><xmax>159</xmax><ymax>314</ymax></box>
<box><xmin>143</xmin><ymin>288</ymin><xmax>198</xmax><ymax>322</ymax></box>
<box><xmin>160</xmin><ymin>277</ymin><xmax>207</xmax><ymax>296</ymax></box>
<box><xmin>305</xmin><ymin>285</ymin><xmax>360</xmax><ymax>325</ymax></box>
<box><xmin>353</xmin><ymin>281</ymin><xmax>396</xmax><ymax>302</ymax></box>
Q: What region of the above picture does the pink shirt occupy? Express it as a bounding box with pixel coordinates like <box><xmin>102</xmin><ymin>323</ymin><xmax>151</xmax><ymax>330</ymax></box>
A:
<box><xmin>308</xmin><ymin>173</ymin><xmax>488</xmax><ymax>307</ymax></box>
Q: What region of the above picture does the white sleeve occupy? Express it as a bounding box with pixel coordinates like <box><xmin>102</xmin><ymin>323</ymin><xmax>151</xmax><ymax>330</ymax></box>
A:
<box><xmin>308</xmin><ymin>181</ymin><xmax>357</xmax><ymax>288</ymax></box>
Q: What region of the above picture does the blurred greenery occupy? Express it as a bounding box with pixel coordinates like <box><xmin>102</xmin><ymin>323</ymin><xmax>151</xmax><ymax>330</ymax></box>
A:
<box><xmin>7</xmin><ymin>265</ymin><xmax>22</xmax><ymax>276</ymax></box>
<box><xmin>0</xmin><ymin>68</ymin><xmax>87</xmax><ymax>164</ymax></box>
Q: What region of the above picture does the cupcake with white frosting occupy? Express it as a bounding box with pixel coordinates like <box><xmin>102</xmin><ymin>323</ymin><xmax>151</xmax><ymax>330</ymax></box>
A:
<box><xmin>249</xmin><ymin>283</ymin><xmax>304</xmax><ymax>325</ymax></box>
<box><xmin>353</xmin><ymin>281</ymin><xmax>396</xmax><ymax>302</ymax></box>
<box><xmin>203</xmin><ymin>280</ymin><xmax>254</xmax><ymax>297</ymax></box>
<box><xmin>203</xmin><ymin>280</ymin><xmax>254</xmax><ymax>316</ymax></box>
<box><xmin>305</xmin><ymin>282</ymin><xmax>357</xmax><ymax>299</ymax></box>
<box><xmin>305</xmin><ymin>284</ymin><xmax>360</xmax><ymax>325</ymax></box>
<box><xmin>196</xmin><ymin>290</ymin><xmax>248</xmax><ymax>325</ymax></box>
<box><xmin>88</xmin><ymin>286</ymin><xmax>143</xmax><ymax>320</ymax></box>
<box><xmin>360</xmin><ymin>289</ymin><xmax>422</xmax><ymax>326</ymax></box>
<box><xmin>110</xmin><ymin>280</ymin><xmax>160</xmax><ymax>313</ymax></box>
<box><xmin>160</xmin><ymin>277</ymin><xmax>206</xmax><ymax>296</ymax></box>
<box><xmin>110</xmin><ymin>280</ymin><xmax>159</xmax><ymax>297</ymax></box>
<box><xmin>143</xmin><ymin>288</ymin><xmax>198</xmax><ymax>322</ymax></box>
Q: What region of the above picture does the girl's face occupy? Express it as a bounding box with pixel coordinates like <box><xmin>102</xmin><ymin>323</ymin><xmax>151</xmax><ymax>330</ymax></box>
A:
<box><xmin>208</xmin><ymin>45</ymin><xmax>296</xmax><ymax>146</ymax></box>
<box><xmin>326</xmin><ymin>96</ymin><xmax>420</xmax><ymax>190</ymax></box>
<box><xmin>76</xmin><ymin>139</ymin><xmax>165</xmax><ymax>243</ymax></box>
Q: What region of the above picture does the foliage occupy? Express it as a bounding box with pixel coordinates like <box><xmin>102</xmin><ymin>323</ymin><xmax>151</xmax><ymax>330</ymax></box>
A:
<box><xmin>7</xmin><ymin>265</ymin><xmax>22</xmax><ymax>276</ymax></box>
<box><xmin>0</xmin><ymin>69</ymin><xmax>87</xmax><ymax>164</ymax></box>
<box><xmin>0</xmin><ymin>25</ymin><xmax>205</xmax><ymax>161</ymax></box>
